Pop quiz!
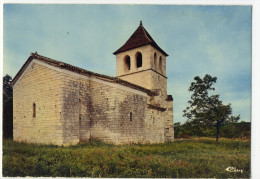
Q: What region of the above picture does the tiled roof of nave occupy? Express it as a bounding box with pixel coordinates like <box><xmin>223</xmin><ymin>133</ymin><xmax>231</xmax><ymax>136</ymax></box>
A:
<box><xmin>11</xmin><ymin>52</ymin><xmax>155</xmax><ymax>95</ymax></box>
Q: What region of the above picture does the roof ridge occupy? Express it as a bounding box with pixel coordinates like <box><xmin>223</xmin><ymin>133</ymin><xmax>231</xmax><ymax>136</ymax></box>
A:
<box><xmin>141</xmin><ymin>25</ymin><xmax>153</xmax><ymax>42</ymax></box>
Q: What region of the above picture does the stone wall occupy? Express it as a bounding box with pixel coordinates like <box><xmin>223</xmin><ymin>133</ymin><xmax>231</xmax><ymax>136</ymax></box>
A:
<box><xmin>114</xmin><ymin>89</ymin><xmax>147</xmax><ymax>144</ymax></box>
<box><xmin>13</xmin><ymin>59</ymin><xmax>173</xmax><ymax>145</ymax></box>
<box><xmin>60</xmin><ymin>71</ymin><xmax>149</xmax><ymax>145</ymax></box>
<box><xmin>87</xmin><ymin>79</ymin><xmax>120</xmax><ymax>143</ymax></box>
<box><xmin>60</xmin><ymin>73</ymin><xmax>82</xmax><ymax>145</ymax></box>
<box><xmin>119</xmin><ymin>70</ymin><xmax>167</xmax><ymax>97</ymax></box>
<box><xmin>57</xmin><ymin>65</ymin><xmax>171</xmax><ymax>145</ymax></box>
<box><xmin>165</xmin><ymin>100</ymin><xmax>174</xmax><ymax>141</ymax></box>
<box><xmin>13</xmin><ymin>61</ymin><xmax>64</xmax><ymax>145</ymax></box>
<box><xmin>119</xmin><ymin>70</ymin><xmax>153</xmax><ymax>92</ymax></box>
<box><xmin>144</xmin><ymin>107</ymin><xmax>165</xmax><ymax>143</ymax></box>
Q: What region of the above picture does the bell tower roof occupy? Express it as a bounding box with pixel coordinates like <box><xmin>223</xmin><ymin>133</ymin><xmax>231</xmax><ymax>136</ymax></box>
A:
<box><xmin>113</xmin><ymin>21</ymin><xmax>168</xmax><ymax>56</ymax></box>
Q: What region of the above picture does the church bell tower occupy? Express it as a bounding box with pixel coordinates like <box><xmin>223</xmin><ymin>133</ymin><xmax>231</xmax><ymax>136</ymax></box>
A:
<box><xmin>113</xmin><ymin>21</ymin><xmax>169</xmax><ymax>97</ymax></box>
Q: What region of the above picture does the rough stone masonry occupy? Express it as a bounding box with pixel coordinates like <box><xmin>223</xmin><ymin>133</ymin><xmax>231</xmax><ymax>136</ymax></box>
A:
<box><xmin>11</xmin><ymin>22</ymin><xmax>174</xmax><ymax>145</ymax></box>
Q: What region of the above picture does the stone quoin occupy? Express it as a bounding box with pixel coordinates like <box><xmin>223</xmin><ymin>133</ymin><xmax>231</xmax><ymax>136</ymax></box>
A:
<box><xmin>11</xmin><ymin>21</ymin><xmax>174</xmax><ymax>145</ymax></box>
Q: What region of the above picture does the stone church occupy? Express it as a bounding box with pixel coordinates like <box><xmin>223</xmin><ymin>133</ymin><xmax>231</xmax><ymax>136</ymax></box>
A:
<box><xmin>11</xmin><ymin>22</ymin><xmax>174</xmax><ymax>145</ymax></box>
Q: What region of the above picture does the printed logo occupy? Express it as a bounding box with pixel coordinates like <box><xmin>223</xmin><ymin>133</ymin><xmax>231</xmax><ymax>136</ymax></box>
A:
<box><xmin>226</xmin><ymin>167</ymin><xmax>243</xmax><ymax>173</ymax></box>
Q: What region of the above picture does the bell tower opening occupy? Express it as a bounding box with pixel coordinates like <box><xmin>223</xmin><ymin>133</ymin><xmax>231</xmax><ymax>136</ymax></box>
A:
<box><xmin>113</xmin><ymin>21</ymin><xmax>168</xmax><ymax>93</ymax></box>
<box><xmin>124</xmin><ymin>55</ymin><xmax>131</xmax><ymax>71</ymax></box>
<box><xmin>159</xmin><ymin>56</ymin><xmax>162</xmax><ymax>72</ymax></box>
<box><xmin>136</xmin><ymin>52</ymin><xmax>142</xmax><ymax>68</ymax></box>
<box><xmin>154</xmin><ymin>52</ymin><xmax>157</xmax><ymax>69</ymax></box>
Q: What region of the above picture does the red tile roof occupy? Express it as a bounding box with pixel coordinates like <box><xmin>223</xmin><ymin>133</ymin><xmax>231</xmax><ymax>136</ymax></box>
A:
<box><xmin>11</xmin><ymin>53</ymin><xmax>157</xmax><ymax>96</ymax></box>
<box><xmin>113</xmin><ymin>21</ymin><xmax>168</xmax><ymax>56</ymax></box>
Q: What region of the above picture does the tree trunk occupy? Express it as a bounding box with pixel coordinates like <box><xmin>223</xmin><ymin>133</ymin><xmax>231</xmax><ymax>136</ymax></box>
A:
<box><xmin>216</xmin><ymin>125</ymin><xmax>220</xmax><ymax>142</ymax></box>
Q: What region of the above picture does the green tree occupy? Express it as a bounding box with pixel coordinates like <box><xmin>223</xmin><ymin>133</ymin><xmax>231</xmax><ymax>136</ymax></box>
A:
<box><xmin>220</xmin><ymin>121</ymin><xmax>251</xmax><ymax>139</ymax></box>
<box><xmin>173</xmin><ymin>122</ymin><xmax>181</xmax><ymax>138</ymax></box>
<box><xmin>183</xmin><ymin>74</ymin><xmax>240</xmax><ymax>141</ymax></box>
<box><xmin>238</xmin><ymin>121</ymin><xmax>251</xmax><ymax>139</ymax></box>
<box><xmin>3</xmin><ymin>74</ymin><xmax>13</xmax><ymax>138</ymax></box>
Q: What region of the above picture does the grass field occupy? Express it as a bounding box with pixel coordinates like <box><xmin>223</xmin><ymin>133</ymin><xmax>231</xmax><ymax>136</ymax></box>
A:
<box><xmin>2</xmin><ymin>138</ymin><xmax>250</xmax><ymax>178</ymax></box>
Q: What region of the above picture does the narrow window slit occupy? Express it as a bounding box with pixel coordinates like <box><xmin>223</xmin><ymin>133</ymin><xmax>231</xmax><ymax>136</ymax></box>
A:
<box><xmin>130</xmin><ymin>112</ymin><xmax>132</xmax><ymax>122</ymax></box>
<box><xmin>33</xmin><ymin>103</ymin><xmax>36</xmax><ymax>118</ymax></box>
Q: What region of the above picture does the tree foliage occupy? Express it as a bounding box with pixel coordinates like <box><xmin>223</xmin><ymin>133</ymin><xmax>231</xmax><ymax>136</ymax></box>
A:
<box><xmin>174</xmin><ymin>121</ymin><xmax>250</xmax><ymax>139</ymax></box>
<box><xmin>183</xmin><ymin>74</ymin><xmax>240</xmax><ymax>141</ymax></box>
<box><xmin>3</xmin><ymin>74</ymin><xmax>13</xmax><ymax>138</ymax></box>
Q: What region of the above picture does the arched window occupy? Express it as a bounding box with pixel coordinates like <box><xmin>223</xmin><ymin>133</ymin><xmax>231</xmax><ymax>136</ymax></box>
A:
<box><xmin>124</xmin><ymin>55</ymin><xmax>131</xmax><ymax>71</ymax></box>
<box><xmin>33</xmin><ymin>103</ymin><xmax>36</xmax><ymax>118</ymax></box>
<box><xmin>159</xmin><ymin>56</ymin><xmax>162</xmax><ymax>71</ymax></box>
<box><xmin>154</xmin><ymin>52</ymin><xmax>157</xmax><ymax>69</ymax></box>
<box><xmin>136</xmin><ymin>52</ymin><xmax>142</xmax><ymax>68</ymax></box>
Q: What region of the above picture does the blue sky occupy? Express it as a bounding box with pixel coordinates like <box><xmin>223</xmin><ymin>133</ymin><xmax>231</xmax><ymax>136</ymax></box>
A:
<box><xmin>3</xmin><ymin>4</ymin><xmax>252</xmax><ymax>123</ymax></box>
